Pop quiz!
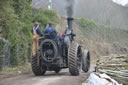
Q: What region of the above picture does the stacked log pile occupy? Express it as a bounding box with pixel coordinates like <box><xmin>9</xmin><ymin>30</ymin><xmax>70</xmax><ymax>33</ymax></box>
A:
<box><xmin>96</xmin><ymin>54</ymin><xmax>128</xmax><ymax>84</ymax></box>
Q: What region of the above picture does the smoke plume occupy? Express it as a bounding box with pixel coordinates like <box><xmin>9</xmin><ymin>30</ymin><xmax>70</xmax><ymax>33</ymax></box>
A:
<box><xmin>65</xmin><ymin>0</ymin><xmax>76</xmax><ymax>17</ymax></box>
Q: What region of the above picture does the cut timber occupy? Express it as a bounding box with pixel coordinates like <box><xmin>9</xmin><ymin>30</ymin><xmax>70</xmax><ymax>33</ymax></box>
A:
<box><xmin>98</xmin><ymin>69</ymin><xmax>128</xmax><ymax>84</ymax></box>
<box><xmin>97</xmin><ymin>55</ymin><xmax>128</xmax><ymax>84</ymax></box>
<box><xmin>99</xmin><ymin>64</ymin><xmax>128</xmax><ymax>67</ymax></box>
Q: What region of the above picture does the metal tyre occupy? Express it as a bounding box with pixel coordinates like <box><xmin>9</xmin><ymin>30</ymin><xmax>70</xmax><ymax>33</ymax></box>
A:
<box><xmin>82</xmin><ymin>50</ymin><xmax>90</xmax><ymax>72</ymax></box>
<box><xmin>31</xmin><ymin>54</ymin><xmax>46</xmax><ymax>76</ymax></box>
<box><xmin>68</xmin><ymin>42</ymin><xmax>82</xmax><ymax>76</ymax></box>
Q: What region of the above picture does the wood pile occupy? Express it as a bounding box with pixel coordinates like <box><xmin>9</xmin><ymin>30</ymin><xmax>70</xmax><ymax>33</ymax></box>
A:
<box><xmin>96</xmin><ymin>54</ymin><xmax>128</xmax><ymax>85</ymax></box>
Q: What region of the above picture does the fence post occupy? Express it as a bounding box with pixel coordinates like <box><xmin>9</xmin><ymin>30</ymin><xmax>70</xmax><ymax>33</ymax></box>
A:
<box><xmin>0</xmin><ymin>55</ymin><xmax>3</xmax><ymax>71</ymax></box>
<box><xmin>0</xmin><ymin>38</ymin><xmax>3</xmax><ymax>71</ymax></box>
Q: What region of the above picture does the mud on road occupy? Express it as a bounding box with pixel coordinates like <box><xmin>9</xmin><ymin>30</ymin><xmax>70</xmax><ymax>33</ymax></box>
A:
<box><xmin>0</xmin><ymin>69</ymin><xmax>91</xmax><ymax>85</ymax></box>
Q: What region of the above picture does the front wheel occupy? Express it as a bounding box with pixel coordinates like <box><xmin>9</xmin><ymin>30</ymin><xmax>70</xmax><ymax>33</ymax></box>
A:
<box><xmin>82</xmin><ymin>50</ymin><xmax>90</xmax><ymax>72</ymax></box>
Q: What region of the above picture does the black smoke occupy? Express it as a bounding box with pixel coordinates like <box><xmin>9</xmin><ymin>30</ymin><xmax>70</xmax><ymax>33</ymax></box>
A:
<box><xmin>65</xmin><ymin>0</ymin><xmax>76</xmax><ymax>17</ymax></box>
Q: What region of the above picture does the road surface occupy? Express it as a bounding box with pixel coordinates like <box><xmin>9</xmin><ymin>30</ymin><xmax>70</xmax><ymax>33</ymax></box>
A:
<box><xmin>0</xmin><ymin>66</ymin><xmax>95</xmax><ymax>85</ymax></box>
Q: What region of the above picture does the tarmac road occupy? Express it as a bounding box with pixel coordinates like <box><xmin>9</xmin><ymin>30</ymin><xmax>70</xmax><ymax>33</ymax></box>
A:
<box><xmin>0</xmin><ymin>66</ymin><xmax>95</xmax><ymax>85</ymax></box>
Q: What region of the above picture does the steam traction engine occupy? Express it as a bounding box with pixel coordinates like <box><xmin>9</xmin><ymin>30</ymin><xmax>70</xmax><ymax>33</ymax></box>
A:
<box><xmin>31</xmin><ymin>18</ymin><xmax>90</xmax><ymax>76</ymax></box>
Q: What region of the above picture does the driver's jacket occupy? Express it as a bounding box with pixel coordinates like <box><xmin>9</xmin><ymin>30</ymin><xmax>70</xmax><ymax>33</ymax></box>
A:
<box><xmin>44</xmin><ymin>25</ymin><xmax>57</xmax><ymax>34</ymax></box>
<box><xmin>32</xmin><ymin>26</ymin><xmax>43</xmax><ymax>36</ymax></box>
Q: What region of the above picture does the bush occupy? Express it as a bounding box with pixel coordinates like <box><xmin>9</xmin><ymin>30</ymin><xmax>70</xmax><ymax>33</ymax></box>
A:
<box><xmin>32</xmin><ymin>8</ymin><xmax>58</xmax><ymax>30</ymax></box>
<box><xmin>76</xmin><ymin>18</ymin><xmax>96</xmax><ymax>30</ymax></box>
<box><xmin>0</xmin><ymin>0</ymin><xmax>33</xmax><ymax>67</ymax></box>
<box><xmin>0</xmin><ymin>1</ymin><xmax>59</xmax><ymax>67</ymax></box>
<box><xmin>75</xmin><ymin>18</ymin><xmax>96</xmax><ymax>36</ymax></box>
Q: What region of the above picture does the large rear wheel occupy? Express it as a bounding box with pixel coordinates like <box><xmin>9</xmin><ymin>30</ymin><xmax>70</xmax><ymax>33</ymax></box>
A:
<box><xmin>68</xmin><ymin>42</ymin><xmax>82</xmax><ymax>76</ymax></box>
<box><xmin>31</xmin><ymin>54</ymin><xmax>46</xmax><ymax>76</ymax></box>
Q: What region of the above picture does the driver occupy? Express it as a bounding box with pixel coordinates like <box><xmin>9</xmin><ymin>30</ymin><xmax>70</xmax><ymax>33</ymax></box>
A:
<box><xmin>44</xmin><ymin>22</ymin><xmax>57</xmax><ymax>35</ymax></box>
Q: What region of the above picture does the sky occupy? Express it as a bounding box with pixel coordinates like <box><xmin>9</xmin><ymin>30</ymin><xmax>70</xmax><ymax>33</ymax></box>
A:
<box><xmin>112</xmin><ymin>0</ymin><xmax>128</xmax><ymax>6</ymax></box>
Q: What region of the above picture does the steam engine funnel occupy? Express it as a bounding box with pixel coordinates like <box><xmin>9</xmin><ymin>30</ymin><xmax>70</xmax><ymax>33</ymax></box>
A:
<box><xmin>67</xmin><ymin>17</ymin><xmax>74</xmax><ymax>30</ymax></box>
